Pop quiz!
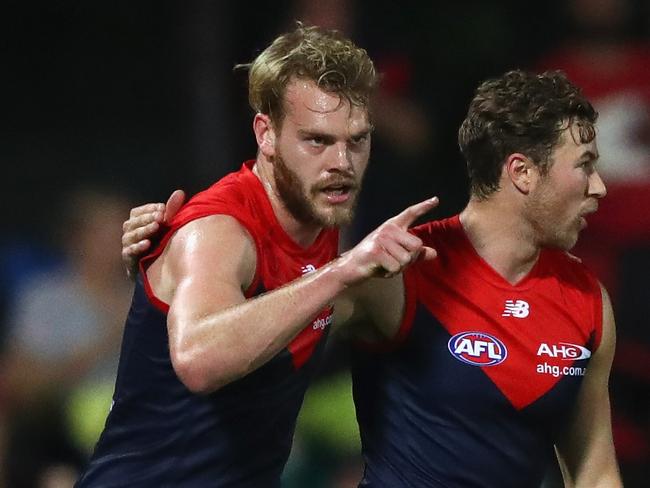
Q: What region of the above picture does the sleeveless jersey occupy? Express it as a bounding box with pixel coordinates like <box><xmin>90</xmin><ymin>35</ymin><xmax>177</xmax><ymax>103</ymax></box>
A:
<box><xmin>77</xmin><ymin>161</ymin><xmax>338</xmax><ymax>487</ymax></box>
<box><xmin>352</xmin><ymin>215</ymin><xmax>602</xmax><ymax>487</ymax></box>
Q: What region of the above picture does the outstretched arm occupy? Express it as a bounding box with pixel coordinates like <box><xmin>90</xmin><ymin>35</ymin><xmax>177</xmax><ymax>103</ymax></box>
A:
<box><xmin>151</xmin><ymin>198</ymin><xmax>438</xmax><ymax>394</ymax></box>
<box><xmin>121</xmin><ymin>189</ymin><xmax>185</xmax><ymax>279</ymax></box>
<box><xmin>554</xmin><ymin>284</ymin><xmax>622</xmax><ymax>487</ymax></box>
<box><xmin>334</xmin><ymin>200</ymin><xmax>438</xmax><ymax>342</ymax></box>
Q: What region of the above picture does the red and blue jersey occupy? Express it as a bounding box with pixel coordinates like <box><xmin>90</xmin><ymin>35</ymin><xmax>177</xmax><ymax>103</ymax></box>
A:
<box><xmin>352</xmin><ymin>215</ymin><xmax>602</xmax><ymax>487</ymax></box>
<box><xmin>77</xmin><ymin>161</ymin><xmax>338</xmax><ymax>487</ymax></box>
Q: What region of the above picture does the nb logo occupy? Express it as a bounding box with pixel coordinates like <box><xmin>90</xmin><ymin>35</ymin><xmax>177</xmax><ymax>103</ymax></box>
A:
<box><xmin>502</xmin><ymin>300</ymin><xmax>530</xmax><ymax>318</ymax></box>
<box><xmin>301</xmin><ymin>264</ymin><xmax>317</xmax><ymax>275</ymax></box>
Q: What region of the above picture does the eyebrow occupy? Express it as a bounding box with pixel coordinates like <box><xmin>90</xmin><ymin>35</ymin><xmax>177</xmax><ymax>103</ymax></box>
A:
<box><xmin>580</xmin><ymin>150</ymin><xmax>599</xmax><ymax>161</ymax></box>
<box><xmin>297</xmin><ymin>127</ymin><xmax>372</xmax><ymax>140</ymax></box>
<box><xmin>297</xmin><ymin>129</ymin><xmax>336</xmax><ymax>144</ymax></box>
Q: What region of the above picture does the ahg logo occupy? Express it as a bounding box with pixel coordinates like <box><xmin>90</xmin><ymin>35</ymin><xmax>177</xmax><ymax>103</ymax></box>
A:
<box><xmin>312</xmin><ymin>314</ymin><xmax>332</xmax><ymax>331</ymax></box>
<box><xmin>537</xmin><ymin>342</ymin><xmax>591</xmax><ymax>361</ymax></box>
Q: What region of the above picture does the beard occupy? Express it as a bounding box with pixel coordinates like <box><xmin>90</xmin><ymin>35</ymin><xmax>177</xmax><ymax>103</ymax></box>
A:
<box><xmin>273</xmin><ymin>150</ymin><xmax>360</xmax><ymax>228</ymax></box>
<box><xmin>526</xmin><ymin>183</ymin><xmax>581</xmax><ymax>251</ymax></box>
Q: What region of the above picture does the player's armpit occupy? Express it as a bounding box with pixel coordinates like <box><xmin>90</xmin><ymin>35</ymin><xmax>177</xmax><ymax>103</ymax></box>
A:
<box><xmin>337</xmin><ymin>275</ymin><xmax>406</xmax><ymax>343</ymax></box>
<box><xmin>554</xmin><ymin>284</ymin><xmax>622</xmax><ymax>488</ymax></box>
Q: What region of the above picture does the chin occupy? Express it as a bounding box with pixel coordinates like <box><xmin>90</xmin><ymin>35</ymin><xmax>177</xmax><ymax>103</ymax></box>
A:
<box><xmin>557</xmin><ymin>234</ymin><xmax>579</xmax><ymax>251</ymax></box>
<box><xmin>317</xmin><ymin>209</ymin><xmax>354</xmax><ymax>227</ymax></box>
<box><xmin>543</xmin><ymin>229</ymin><xmax>579</xmax><ymax>251</ymax></box>
<box><xmin>313</xmin><ymin>199</ymin><xmax>357</xmax><ymax>227</ymax></box>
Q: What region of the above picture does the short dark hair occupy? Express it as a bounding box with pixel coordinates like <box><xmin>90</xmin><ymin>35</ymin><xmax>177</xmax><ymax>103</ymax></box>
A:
<box><xmin>458</xmin><ymin>70</ymin><xmax>598</xmax><ymax>199</ymax></box>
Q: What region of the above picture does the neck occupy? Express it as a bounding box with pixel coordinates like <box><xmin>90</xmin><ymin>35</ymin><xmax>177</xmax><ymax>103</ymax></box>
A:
<box><xmin>459</xmin><ymin>196</ymin><xmax>541</xmax><ymax>285</ymax></box>
<box><xmin>252</xmin><ymin>157</ymin><xmax>323</xmax><ymax>248</ymax></box>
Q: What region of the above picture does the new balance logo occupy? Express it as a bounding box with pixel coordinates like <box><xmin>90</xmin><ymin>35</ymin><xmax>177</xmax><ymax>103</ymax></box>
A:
<box><xmin>502</xmin><ymin>300</ymin><xmax>530</xmax><ymax>318</ymax></box>
<box><xmin>301</xmin><ymin>264</ymin><xmax>316</xmax><ymax>275</ymax></box>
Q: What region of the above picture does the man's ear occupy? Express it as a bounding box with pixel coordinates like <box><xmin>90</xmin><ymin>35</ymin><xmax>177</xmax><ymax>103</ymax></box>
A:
<box><xmin>505</xmin><ymin>153</ymin><xmax>534</xmax><ymax>194</ymax></box>
<box><xmin>253</xmin><ymin>113</ymin><xmax>276</xmax><ymax>159</ymax></box>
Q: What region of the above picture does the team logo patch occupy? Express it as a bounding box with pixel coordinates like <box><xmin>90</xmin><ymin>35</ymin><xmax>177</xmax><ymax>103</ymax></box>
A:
<box><xmin>502</xmin><ymin>299</ymin><xmax>530</xmax><ymax>318</ymax></box>
<box><xmin>448</xmin><ymin>332</ymin><xmax>508</xmax><ymax>367</ymax></box>
<box><xmin>537</xmin><ymin>342</ymin><xmax>591</xmax><ymax>360</ymax></box>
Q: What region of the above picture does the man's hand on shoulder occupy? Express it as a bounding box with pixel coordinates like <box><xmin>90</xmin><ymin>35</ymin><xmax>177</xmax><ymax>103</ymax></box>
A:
<box><xmin>122</xmin><ymin>189</ymin><xmax>186</xmax><ymax>280</ymax></box>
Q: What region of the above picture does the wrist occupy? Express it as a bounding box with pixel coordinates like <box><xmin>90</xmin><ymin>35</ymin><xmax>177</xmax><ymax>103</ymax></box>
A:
<box><xmin>324</xmin><ymin>252</ymin><xmax>362</xmax><ymax>289</ymax></box>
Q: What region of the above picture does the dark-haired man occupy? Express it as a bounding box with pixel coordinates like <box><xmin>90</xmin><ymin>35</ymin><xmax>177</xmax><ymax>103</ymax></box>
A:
<box><xmin>349</xmin><ymin>69</ymin><xmax>621</xmax><ymax>487</ymax></box>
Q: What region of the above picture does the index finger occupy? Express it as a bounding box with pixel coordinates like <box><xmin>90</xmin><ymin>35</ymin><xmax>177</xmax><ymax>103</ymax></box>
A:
<box><xmin>389</xmin><ymin>197</ymin><xmax>439</xmax><ymax>229</ymax></box>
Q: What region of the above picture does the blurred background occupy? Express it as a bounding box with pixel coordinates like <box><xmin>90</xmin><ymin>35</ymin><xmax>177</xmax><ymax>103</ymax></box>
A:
<box><xmin>2</xmin><ymin>0</ymin><xmax>649</xmax><ymax>486</ymax></box>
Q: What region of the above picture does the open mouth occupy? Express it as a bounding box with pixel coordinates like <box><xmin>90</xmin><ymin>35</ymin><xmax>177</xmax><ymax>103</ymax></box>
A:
<box><xmin>317</xmin><ymin>181</ymin><xmax>356</xmax><ymax>204</ymax></box>
<box><xmin>578</xmin><ymin>202</ymin><xmax>599</xmax><ymax>227</ymax></box>
<box><xmin>579</xmin><ymin>216</ymin><xmax>587</xmax><ymax>229</ymax></box>
<box><xmin>318</xmin><ymin>182</ymin><xmax>355</xmax><ymax>204</ymax></box>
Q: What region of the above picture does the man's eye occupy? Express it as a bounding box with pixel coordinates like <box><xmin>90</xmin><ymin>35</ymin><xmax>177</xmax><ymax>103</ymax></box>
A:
<box><xmin>580</xmin><ymin>161</ymin><xmax>595</xmax><ymax>172</ymax></box>
<box><xmin>308</xmin><ymin>137</ymin><xmax>325</xmax><ymax>146</ymax></box>
<box><xmin>351</xmin><ymin>134</ymin><xmax>368</xmax><ymax>145</ymax></box>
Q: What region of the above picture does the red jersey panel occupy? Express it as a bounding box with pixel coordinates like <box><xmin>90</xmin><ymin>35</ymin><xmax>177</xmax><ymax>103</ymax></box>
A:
<box><xmin>352</xmin><ymin>215</ymin><xmax>603</xmax><ymax>487</ymax></box>
<box><xmin>78</xmin><ymin>161</ymin><xmax>338</xmax><ymax>487</ymax></box>
<box><xmin>141</xmin><ymin>160</ymin><xmax>338</xmax><ymax>369</ymax></box>
<box><xmin>406</xmin><ymin>215</ymin><xmax>602</xmax><ymax>410</ymax></box>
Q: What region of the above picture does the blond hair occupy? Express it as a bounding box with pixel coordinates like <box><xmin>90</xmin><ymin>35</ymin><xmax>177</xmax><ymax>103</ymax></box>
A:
<box><xmin>241</xmin><ymin>23</ymin><xmax>377</xmax><ymax>126</ymax></box>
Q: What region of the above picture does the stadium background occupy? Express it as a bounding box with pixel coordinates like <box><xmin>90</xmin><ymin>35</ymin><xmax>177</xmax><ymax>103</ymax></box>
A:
<box><xmin>2</xmin><ymin>0</ymin><xmax>649</xmax><ymax>486</ymax></box>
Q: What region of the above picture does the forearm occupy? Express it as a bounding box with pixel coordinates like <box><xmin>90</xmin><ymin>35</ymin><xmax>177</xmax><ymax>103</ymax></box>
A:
<box><xmin>575</xmin><ymin>472</ymin><xmax>622</xmax><ymax>488</ymax></box>
<box><xmin>165</xmin><ymin>198</ymin><xmax>437</xmax><ymax>394</ymax></box>
<box><xmin>169</xmin><ymin>259</ymin><xmax>350</xmax><ymax>393</ymax></box>
<box><xmin>560</xmin><ymin>464</ymin><xmax>622</xmax><ymax>488</ymax></box>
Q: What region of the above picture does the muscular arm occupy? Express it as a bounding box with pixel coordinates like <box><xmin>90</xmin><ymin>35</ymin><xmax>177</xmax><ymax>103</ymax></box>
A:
<box><xmin>150</xmin><ymin>215</ymin><xmax>349</xmax><ymax>394</ymax></box>
<box><xmin>554</xmin><ymin>284</ymin><xmax>622</xmax><ymax>487</ymax></box>
<box><xmin>149</xmin><ymin>199</ymin><xmax>437</xmax><ymax>394</ymax></box>
<box><xmin>333</xmin><ymin>275</ymin><xmax>406</xmax><ymax>343</ymax></box>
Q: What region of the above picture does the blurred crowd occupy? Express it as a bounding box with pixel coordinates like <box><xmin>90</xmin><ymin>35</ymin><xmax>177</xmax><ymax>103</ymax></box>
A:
<box><xmin>2</xmin><ymin>0</ymin><xmax>649</xmax><ymax>486</ymax></box>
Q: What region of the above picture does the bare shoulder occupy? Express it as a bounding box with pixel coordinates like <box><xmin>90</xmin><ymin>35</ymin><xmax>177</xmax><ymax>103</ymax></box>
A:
<box><xmin>148</xmin><ymin>214</ymin><xmax>257</xmax><ymax>302</ymax></box>
<box><xmin>166</xmin><ymin>214</ymin><xmax>256</xmax><ymax>260</ymax></box>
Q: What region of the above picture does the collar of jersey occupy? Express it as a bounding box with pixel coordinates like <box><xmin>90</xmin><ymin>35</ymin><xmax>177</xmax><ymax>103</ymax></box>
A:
<box><xmin>450</xmin><ymin>214</ymin><xmax>546</xmax><ymax>292</ymax></box>
<box><xmin>243</xmin><ymin>160</ymin><xmax>337</xmax><ymax>258</ymax></box>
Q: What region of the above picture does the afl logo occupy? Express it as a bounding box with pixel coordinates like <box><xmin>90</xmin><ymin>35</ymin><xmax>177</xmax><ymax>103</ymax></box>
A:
<box><xmin>448</xmin><ymin>332</ymin><xmax>508</xmax><ymax>367</ymax></box>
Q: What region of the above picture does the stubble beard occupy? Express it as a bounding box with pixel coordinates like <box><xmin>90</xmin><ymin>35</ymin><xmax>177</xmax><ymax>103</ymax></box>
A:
<box><xmin>526</xmin><ymin>184</ymin><xmax>580</xmax><ymax>251</ymax></box>
<box><xmin>273</xmin><ymin>151</ymin><xmax>359</xmax><ymax>228</ymax></box>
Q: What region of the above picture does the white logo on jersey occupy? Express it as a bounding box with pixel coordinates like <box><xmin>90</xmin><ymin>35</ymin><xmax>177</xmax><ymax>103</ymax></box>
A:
<box><xmin>312</xmin><ymin>314</ymin><xmax>332</xmax><ymax>330</ymax></box>
<box><xmin>448</xmin><ymin>332</ymin><xmax>508</xmax><ymax>366</ymax></box>
<box><xmin>502</xmin><ymin>299</ymin><xmax>530</xmax><ymax>318</ymax></box>
<box><xmin>537</xmin><ymin>342</ymin><xmax>591</xmax><ymax>360</ymax></box>
<box><xmin>301</xmin><ymin>264</ymin><xmax>317</xmax><ymax>275</ymax></box>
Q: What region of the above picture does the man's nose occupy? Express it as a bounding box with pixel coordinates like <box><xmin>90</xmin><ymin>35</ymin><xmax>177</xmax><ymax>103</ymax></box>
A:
<box><xmin>328</xmin><ymin>142</ymin><xmax>352</xmax><ymax>171</ymax></box>
<box><xmin>588</xmin><ymin>170</ymin><xmax>607</xmax><ymax>199</ymax></box>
